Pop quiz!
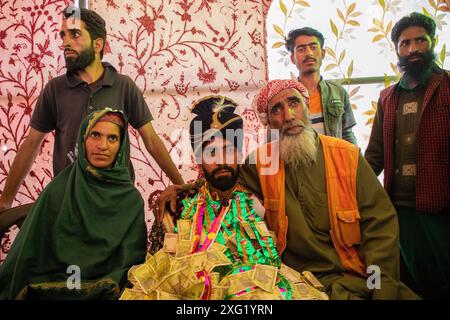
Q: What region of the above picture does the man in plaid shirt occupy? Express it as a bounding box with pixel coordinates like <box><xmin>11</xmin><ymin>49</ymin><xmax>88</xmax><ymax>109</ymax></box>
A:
<box><xmin>365</xmin><ymin>12</ymin><xmax>450</xmax><ymax>299</ymax></box>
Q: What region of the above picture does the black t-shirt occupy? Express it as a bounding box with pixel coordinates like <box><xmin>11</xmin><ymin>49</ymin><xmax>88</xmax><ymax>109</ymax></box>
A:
<box><xmin>30</xmin><ymin>62</ymin><xmax>153</xmax><ymax>176</ymax></box>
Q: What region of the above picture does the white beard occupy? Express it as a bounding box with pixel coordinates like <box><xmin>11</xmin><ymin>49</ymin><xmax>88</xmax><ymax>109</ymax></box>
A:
<box><xmin>280</xmin><ymin>127</ymin><xmax>317</xmax><ymax>169</ymax></box>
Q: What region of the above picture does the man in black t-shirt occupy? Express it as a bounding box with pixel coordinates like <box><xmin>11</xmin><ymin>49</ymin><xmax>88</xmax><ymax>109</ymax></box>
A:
<box><xmin>0</xmin><ymin>6</ymin><xmax>184</xmax><ymax>211</ymax></box>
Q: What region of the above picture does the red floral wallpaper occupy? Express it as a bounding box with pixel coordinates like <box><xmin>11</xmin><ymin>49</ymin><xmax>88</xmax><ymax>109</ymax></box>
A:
<box><xmin>0</xmin><ymin>0</ymin><xmax>272</xmax><ymax>260</ymax></box>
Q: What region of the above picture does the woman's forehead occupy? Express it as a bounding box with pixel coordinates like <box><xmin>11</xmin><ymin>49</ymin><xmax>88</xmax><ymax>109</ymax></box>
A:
<box><xmin>89</xmin><ymin>121</ymin><xmax>120</xmax><ymax>134</ymax></box>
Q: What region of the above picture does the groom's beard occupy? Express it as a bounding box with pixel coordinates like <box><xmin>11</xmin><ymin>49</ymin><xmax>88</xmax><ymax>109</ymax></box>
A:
<box><xmin>203</xmin><ymin>164</ymin><xmax>239</xmax><ymax>192</ymax></box>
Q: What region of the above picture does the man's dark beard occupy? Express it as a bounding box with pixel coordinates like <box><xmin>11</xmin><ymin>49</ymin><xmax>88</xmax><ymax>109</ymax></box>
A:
<box><xmin>65</xmin><ymin>43</ymin><xmax>95</xmax><ymax>73</ymax></box>
<box><xmin>203</xmin><ymin>165</ymin><xmax>239</xmax><ymax>192</ymax></box>
<box><xmin>398</xmin><ymin>49</ymin><xmax>436</xmax><ymax>84</ymax></box>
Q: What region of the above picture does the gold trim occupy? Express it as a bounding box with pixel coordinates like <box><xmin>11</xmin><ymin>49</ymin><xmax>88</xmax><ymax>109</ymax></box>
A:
<box><xmin>189</xmin><ymin>94</ymin><xmax>239</xmax><ymax>113</ymax></box>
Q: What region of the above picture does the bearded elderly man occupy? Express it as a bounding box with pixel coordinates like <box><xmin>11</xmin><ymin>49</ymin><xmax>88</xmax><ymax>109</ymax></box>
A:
<box><xmin>239</xmin><ymin>79</ymin><xmax>418</xmax><ymax>300</ymax></box>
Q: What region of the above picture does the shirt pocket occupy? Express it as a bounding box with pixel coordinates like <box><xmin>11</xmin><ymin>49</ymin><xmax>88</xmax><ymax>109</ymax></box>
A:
<box><xmin>335</xmin><ymin>209</ymin><xmax>361</xmax><ymax>247</ymax></box>
<box><xmin>327</xmin><ymin>99</ymin><xmax>344</xmax><ymax>117</ymax></box>
<box><xmin>299</xmin><ymin>187</ymin><xmax>330</xmax><ymax>233</ymax></box>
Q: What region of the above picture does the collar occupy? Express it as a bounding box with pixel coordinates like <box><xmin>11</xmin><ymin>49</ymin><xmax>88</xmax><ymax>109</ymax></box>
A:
<box><xmin>66</xmin><ymin>62</ymin><xmax>117</xmax><ymax>88</ymax></box>
<box><xmin>297</xmin><ymin>75</ymin><xmax>324</xmax><ymax>85</ymax></box>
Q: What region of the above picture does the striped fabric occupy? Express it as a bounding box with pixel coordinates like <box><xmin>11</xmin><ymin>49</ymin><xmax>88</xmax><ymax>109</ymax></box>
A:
<box><xmin>310</xmin><ymin>113</ymin><xmax>325</xmax><ymax>135</ymax></box>
<box><xmin>309</xmin><ymin>91</ymin><xmax>325</xmax><ymax>135</ymax></box>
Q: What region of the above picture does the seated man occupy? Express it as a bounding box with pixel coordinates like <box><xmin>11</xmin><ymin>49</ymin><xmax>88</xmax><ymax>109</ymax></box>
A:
<box><xmin>0</xmin><ymin>110</ymin><xmax>147</xmax><ymax>299</ymax></box>
<box><xmin>240</xmin><ymin>79</ymin><xmax>417</xmax><ymax>299</ymax></box>
<box><xmin>120</xmin><ymin>96</ymin><xmax>328</xmax><ymax>300</ymax></box>
<box><xmin>158</xmin><ymin>81</ymin><xmax>419</xmax><ymax>300</ymax></box>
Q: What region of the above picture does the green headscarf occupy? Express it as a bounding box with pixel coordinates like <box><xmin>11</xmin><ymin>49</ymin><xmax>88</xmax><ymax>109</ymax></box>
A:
<box><xmin>0</xmin><ymin>109</ymin><xmax>147</xmax><ymax>299</ymax></box>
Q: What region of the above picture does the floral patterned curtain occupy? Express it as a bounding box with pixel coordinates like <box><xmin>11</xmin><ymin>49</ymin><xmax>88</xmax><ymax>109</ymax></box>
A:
<box><xmin>1</xmin><ymin>0</ymin><xmax>448</xmax><ymax>260</ymax></box>
<box><xmin>0</xmin><ymin>0</ymin><xmax>270</xmax><ymax>260</ymax></box>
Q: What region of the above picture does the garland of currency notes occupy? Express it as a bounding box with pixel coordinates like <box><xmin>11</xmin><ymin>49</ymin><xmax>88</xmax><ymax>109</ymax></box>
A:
<box><xmin>180</xmin><ymin>185</ymin><xmax>280</xmax><ymax>266</ymax></box>
<box><xmin>176</xmin><ymin>184</ymin><xmax>291</xmax><ymax>299</ymax></box>
<box><xmin>193</xmin><ymin>194</ymin><xmax>231</xmax><ymax>253</ymax></box>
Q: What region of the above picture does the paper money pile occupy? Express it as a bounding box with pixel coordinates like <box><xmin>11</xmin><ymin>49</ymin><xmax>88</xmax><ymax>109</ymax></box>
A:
<box><xmin>120</xmin><ymin>223</ymin><xmax>329</xmax><ymax>300</ymax></box>
<box><xmin>120</xmin><ymin>250</ymin><xmax>205</xmax><ymax>300</ymax></box>
<box><xmin>279</xmin><ymin>264</ymin><xmax>329</xmax><ymax>300</ymax></box>
<box><xmin>221</xmin><ymin>263</ymin><xmax>329</xmax><ymax>300</ymax></box>
<box><xmin>120</xmin><ymin>234</ymin><xmax>233</xmax><ymax>300</ymax></box>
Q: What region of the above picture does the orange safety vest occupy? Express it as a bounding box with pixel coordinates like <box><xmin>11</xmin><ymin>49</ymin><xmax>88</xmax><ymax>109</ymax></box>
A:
<box><xmin>255</xmin><ymin>134</ymin><xmax>367</xmax><ymax>277</ymax></box>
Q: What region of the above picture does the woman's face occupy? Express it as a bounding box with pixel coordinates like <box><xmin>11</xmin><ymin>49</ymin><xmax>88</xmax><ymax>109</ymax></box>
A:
<box><xmin>85</xmin><ymin>121</ymin><xmax>121</xmax><ymax>169</ymax></box>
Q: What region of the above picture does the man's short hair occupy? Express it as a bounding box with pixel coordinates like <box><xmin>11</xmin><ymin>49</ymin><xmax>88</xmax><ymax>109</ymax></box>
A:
<box><xmin>285</xmin><ymin>27</ymin><xmax>325</xmax><ymax>54</ymax></box>
<box><xmin>391</xmin><ymin>12</ymin><xmax>436</xmax><ymax>48</ymax></box>
<box><xmin>63</xmin><ymin>6</ymin><xmax>107</xmax><ymax>58</ymax></box>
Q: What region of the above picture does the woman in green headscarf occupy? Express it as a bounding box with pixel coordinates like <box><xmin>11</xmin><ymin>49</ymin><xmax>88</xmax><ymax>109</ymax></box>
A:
<box><xmin>0</xmin><ymin>109</ymin><xmax>147</xmax><ymax>299</ymax></box>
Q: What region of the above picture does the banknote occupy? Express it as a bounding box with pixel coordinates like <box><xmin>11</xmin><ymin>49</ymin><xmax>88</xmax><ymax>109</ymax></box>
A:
<box><xmin>227</xmin><ymin>270</ymin><xmax>255</xmax><ymax>294</ymax></box>
<box><xmin>240</xmin><ymin>221</ymin><xmax>257</xmax><ymax>239</ymax></box>
<box><xmin>177</xmin><ymin>220</ymin><xmax>192</xmax><ymax>240</ymax></box>
<box><xmin>162</xmin><ymin>212</ymin><xmax>175</xmax><ymax>233</ymax></box>
<box><xmin>175</xmin><ymin>239</ymin><xmax>193</xmax><ymax>257</ymax></box>
<box><xmin>302</xmin><ymin>271</ymin><xmax>325</xmax><ymax>291</ymax></box>
<box><xmin>162</xmin><ymin>232</ymin><xmax>178</xmax><ymax>253</ymax></box>
<box><xmin>294</xmin><ymin>282</ymin><xmax>317</xmax><ymax>300</ymax></box>
<box><xmin>152</xmin><ymin>251</ymin><xmax>172</xmax><ymax>277</ymax></box>
<box><xmin>158</xmin><ymin>270</ymin><xmax>184</xmax><ymax>296</ymax></box>
<box><xmin>182</xmin><ymin>281</ymin><xmax>205</xmax><ymax>300</ymax></box>
<box><xmin>252</xmin><ymin>263</ymin><xmax>278</xmax><ymax>293</ymax></box>
<box><xmin>205</xmin><ymin>249</ymin><xmax>232</xmax><ymax>272</ymax></box>
<box><xmin>279</xmin><ymin>263</ymin><xmax>304</xmax><ymax>283</ymax></box>
<box><xmin>210</xmin><ymin>272</ymin><xmax>221</xmax><ymax>286</ymax></box>
<box><xmin>210</xmin><ymin>242</ymin><xmax>227</xmax><ymax>253</ymax></box>
<box><xmin>210</xmin><ymin>286</ymin><xmax>228</xmax><ymax>300</ymax></box>
<box><xmin>233</xmin><ymin>289</ymin><xmax>280</xmax><ymax>300</ymax></box>
<box><xmin>127</xmin><ymin>265</ymin><xmax>140</xmax><ymax>287</ymax></box>
<box><xmin>190</xmin><ymin>251</ymin><xmax>207</xmax><ymax>272</ymax></box>
<box><xmin>156</xmin><ymin>289</ymin><xmax>179</xmax><ymax>300</ymax></box>
<box><xmin>119</xmin><ymin>288</ymin><xmax>155</xmax><ymax>300</ymax></box>
<box><xmin>293</xmin><ymin>282</ymin><xmax>329</xmax><ymax>300</ymax></box>
<box><xmin>254</xmin><ymin>221</ymin><xmax>271</xmax><ymax>237</ymax></box>
<box><xmin>131</xmin><ymin>264</ymin><xmax>158</xmax><ymax>294</ymax></box>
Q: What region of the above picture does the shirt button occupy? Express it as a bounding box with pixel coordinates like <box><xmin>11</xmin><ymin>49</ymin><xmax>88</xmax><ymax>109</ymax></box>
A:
<box><xmin>395</xmin><ymin>139</ymin><xmax>398</xmax><ymax>144</ymax></box>
<box><xmin>395</xmin><ymin>169</ymin><xmax>399</xmax><ymax>174</ymax></box>
<box><xmin>89</xmin><ymin>106</ymin><xmax>93</xmax><ymax>110</ymax></box>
